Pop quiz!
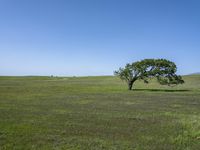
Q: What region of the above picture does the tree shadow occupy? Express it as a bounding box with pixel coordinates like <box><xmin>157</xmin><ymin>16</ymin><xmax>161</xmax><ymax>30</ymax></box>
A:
<box><xmin>132</xmin><ymin>89</ymin><xmax>190</xmax><ymax>92</ymax></box>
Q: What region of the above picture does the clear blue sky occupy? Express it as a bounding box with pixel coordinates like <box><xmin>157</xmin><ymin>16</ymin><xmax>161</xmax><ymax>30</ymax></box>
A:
<box><xmin>0</xmin><ymin>0</ymin><xmax>199</xmax><ymax>76</ymax></box>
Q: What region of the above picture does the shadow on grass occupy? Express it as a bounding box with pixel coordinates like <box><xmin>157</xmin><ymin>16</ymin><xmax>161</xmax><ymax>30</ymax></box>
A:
<box><xmin>132</xmin><ymin>89</ymin><xmax>190</xmax><ymax>92</ymax></box>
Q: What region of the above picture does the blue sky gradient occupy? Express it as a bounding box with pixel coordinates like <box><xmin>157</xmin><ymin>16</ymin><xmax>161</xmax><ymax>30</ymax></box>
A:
<box><xmin>0</xmin><ymin>0</ymin><xmax>200</xmax><ymax>76</ymax></box>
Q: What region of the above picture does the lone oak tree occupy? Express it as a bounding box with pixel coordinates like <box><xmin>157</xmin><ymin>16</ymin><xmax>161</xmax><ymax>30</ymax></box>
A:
<box><xmin>114</xmin><ymin>59</ymin><xmax>184</xmax><ymax>90</ymax></box>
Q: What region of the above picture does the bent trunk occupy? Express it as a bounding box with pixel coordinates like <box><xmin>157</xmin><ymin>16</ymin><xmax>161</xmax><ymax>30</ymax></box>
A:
<box><xmin>128</xmin><ymin>78</ymin><xmax>137</xmax><ymax>90</ymax></box>
<box><xmin>128</xmin><ymin>81</ymin><xmax>133</xmax><ymax>90</ymax></box>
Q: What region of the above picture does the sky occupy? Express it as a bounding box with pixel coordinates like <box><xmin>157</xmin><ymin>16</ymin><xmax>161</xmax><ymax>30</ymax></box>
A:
<box><xmin>0</xmin><ymin>0</ymin><xmax>200</xmax><ymax>76</ymax></box>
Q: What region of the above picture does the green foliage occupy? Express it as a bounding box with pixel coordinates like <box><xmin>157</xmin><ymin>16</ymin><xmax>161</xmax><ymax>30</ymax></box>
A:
<box><xmin>114</xmin><ymin>59</ymin><xmax>184</xmax><ymax>90</ymax></box>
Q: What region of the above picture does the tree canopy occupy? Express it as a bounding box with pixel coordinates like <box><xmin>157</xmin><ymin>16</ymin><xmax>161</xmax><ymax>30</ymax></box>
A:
<box><xmin>114</xmin><ymin>59</ymin><xmax>184</xmax><ymax>90</ymax></box>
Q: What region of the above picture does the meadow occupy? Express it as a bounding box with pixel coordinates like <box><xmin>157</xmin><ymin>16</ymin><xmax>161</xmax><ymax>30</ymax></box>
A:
<box><xmin>0</xmin><ymin>75</ymin><xmax>200</xmax><ymax>150</ymax></box>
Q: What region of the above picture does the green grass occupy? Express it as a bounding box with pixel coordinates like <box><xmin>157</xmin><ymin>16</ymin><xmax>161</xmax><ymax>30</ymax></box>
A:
<box><xmin>0</xmin><ymin>75</ymin><xmax>200</xmax><ymax>150</ymax></box>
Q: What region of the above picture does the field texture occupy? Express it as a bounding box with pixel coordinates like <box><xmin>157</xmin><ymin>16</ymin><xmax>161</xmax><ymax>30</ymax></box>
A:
<box><xmin>0</xmin><ymin>75</ymin><xmax>200</xmax><ymax>150</ymax></box>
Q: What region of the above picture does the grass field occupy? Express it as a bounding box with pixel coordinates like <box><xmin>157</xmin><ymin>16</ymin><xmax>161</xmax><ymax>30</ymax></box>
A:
<box><xmin>0</xmin><ymin>75</ymin><xmax>200</xmax><ymax>150</ymax></box>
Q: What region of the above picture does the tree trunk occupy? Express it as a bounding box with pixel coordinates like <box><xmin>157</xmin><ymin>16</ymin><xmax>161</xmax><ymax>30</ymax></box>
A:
<box><xmin>128</xmin><ymin>78</ymin><xmax>137</xmax><ymax>90</ymax></box>
<box><xmin>128</xmin><ymin>81</ymin><xmax>133</xmax><ymax>90</ymax></box>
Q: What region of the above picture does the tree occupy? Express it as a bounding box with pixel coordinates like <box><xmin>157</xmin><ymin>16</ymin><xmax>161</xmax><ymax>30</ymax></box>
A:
<box><xmin>114</xmin><ymin>59</ymin><xmax>184</xmax><ymax>90</ymax></box>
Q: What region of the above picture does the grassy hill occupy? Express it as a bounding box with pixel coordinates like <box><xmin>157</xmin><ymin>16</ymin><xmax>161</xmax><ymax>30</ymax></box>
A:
<box><xmin>0</xmin><ymin>75</ymin><xmax>200</xmax><ymax>149</ymax></box>
<box><xmin>189</xmin><ymin>72</ymin><xmax>200</xmax><ymax>75</ymax></box>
